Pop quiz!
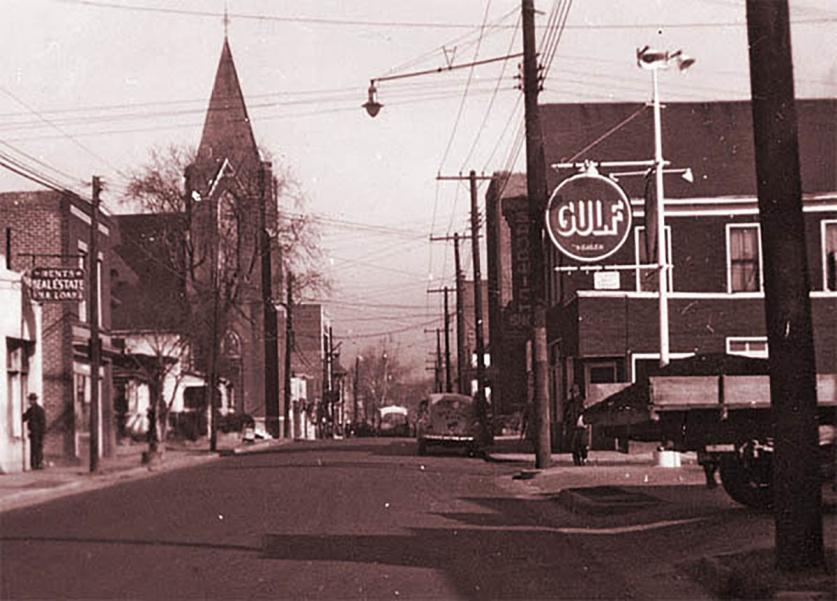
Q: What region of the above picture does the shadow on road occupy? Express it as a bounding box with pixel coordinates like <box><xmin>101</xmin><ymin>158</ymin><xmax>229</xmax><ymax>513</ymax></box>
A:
<box><xmin>260</xmin><ymin>526</ymin><xmax>622</xmax><ymax>600</ymax></box>
<box><xmin>1</xmin><ymin>535</ymin><xmax>258</xmax><ymax>554</ymax></box>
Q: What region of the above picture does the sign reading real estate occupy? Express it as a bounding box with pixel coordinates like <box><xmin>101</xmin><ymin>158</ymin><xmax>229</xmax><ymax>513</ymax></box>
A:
<box><xmin>28</xmin><ymin>267</ymin><xmax>85</xmax><ymax>301</ymax></box>
<box><xmin>545</xmin><ymin>172</ymin><xmax>633</xmax><ymax>262</ymax></box>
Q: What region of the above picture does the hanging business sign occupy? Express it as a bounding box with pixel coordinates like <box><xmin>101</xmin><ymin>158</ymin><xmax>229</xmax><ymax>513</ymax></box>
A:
<box><xmin>28</xmin><ymin>267</ymin><xmax>85</xmax><ymax>301</ymax></box>
<box><xmin>545</xmin><ymin>172</ymin><xmax>633</xmax><ymax>262</ymax></box>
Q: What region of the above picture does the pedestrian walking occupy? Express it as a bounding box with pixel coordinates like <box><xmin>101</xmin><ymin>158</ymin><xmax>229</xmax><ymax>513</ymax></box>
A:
<box><xmin>22</xmin><ymin>392</ymin><xmax>46</xmax><ymax>470</ymax></box>
<box><xmin>565</xmin><ymin>385</ymin><xmax>588</xmax><ymax>466</ymax></box>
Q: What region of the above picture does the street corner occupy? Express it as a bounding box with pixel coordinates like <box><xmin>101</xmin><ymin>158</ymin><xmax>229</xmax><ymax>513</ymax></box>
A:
<box><xmin>0</xmin><ymin>478</ymin><xmax>85</xmax><ymax>514</ymax></box>
<box><xmin>681</xmin><ymin>547</ymin><xmax>836</xmax><ymax>601</ymax></box>
<box><xmin>219</xmin><ymin>437</ymin><xmax>294</xmax><ymax>456</ymax></box>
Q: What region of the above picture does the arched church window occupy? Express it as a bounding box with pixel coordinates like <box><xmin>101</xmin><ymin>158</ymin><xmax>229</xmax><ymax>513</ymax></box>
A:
<box><xmin>223</xmin><ymin>330</ymin><xmax>242</xmax><ymax>358</ymax></box>
<box><xmin>217</xmin><ymin>190</ymin><xmax>241</xmax><ymax>273</ymax></box>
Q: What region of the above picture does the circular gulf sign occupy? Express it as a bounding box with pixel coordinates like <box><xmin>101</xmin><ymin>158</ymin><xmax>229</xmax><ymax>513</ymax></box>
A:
<box><xmin>545</xmin><ymin>172</ymin><xmax>633</xmax><ymax>262</ymax></box>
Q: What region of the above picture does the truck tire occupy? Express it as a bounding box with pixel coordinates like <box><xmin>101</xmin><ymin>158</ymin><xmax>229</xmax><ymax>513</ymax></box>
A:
<box><xmin>719</xmin><ymin>441</ymin><xmax>773</xmax><ymax>510</ymax></box>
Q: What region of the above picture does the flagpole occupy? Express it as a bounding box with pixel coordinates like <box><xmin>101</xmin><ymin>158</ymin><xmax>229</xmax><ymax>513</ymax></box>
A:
<box><xmin>652</xmin><ymin>67</ymin><xmax>670</xmax><ymax>367</ymax></box>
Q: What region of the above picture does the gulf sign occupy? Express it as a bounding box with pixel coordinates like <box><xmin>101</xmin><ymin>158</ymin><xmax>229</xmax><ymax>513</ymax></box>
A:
<box><xmin>545</xmin><ymin>172</ymin><xmax>633</xmax><ymax>262</ymax></box>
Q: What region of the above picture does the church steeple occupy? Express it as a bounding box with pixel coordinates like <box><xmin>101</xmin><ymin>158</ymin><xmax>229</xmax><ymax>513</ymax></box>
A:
<box><xmin>196</xmin><ymin>37</ymin><xmax>260</xmax><ymax>173</ymax></box>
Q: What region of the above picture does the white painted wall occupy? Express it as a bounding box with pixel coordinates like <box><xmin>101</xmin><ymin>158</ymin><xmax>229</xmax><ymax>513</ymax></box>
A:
<box><xmin>0</xmin><ymin>263</ymin><xmax>42</xmax><ymax>474</ymax></box>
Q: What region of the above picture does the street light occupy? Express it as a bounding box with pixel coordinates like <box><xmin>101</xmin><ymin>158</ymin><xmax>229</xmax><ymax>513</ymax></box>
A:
<box><xmin>636</xmin><ymin>46</ymin><xmax>695</xmax><ymax>367</ymax></box>
<box><xmin>363</xmin><ymin>81</ymin><xmax>382</xmax><ymax>118</ymax></box>
<box><xmin>362</xmin><ymin>52</ymin><xmax>524</xmax><ymax>118</ymax></box>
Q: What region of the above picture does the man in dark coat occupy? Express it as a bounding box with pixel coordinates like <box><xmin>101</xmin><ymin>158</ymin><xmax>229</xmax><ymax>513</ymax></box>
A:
<box><xmin>22</xmin><ymin>392</ymin><xmax>46</xmax><ymax>469</ymax></box>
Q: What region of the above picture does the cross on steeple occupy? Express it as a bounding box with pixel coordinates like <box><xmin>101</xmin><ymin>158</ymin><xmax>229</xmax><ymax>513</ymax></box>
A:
<box><xmin>223</xmin><ymin>1</ymin><xmax>229</xmax><ymax>38</ymax></box>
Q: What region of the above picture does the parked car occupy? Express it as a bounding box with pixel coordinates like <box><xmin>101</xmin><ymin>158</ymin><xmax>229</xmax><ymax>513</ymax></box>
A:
<box><xmin>416</xmin><ymin>393</ymin><xmax>480</xmax><ymax>456</ymax></box>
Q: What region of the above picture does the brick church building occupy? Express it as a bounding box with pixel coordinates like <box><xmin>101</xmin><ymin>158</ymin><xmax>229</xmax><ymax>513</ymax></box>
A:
<box><xmin>113</xmin><ymin>35</ymin><xmax>284</xmax><ymax>434</ymax></box>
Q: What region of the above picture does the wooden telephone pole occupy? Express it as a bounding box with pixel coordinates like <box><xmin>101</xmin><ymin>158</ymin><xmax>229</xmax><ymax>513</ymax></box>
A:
<box><xmin>437</xmin><ymin>172</ymin><xmax>492</xmax><ymax>444</ymax></box>
<box><xmin>430</xmin><ymin>233</ymin><xmax>470</xmax><ymax>394</ymax></box>
<box><xmin>259</xmin><ymin>163</ymin><xmax>280</xmax><ymax>438</ymax></box>
<box><xmin>746</xmin><ymin>0</ymin><xmax>823</xmax><ymax>570</ymax></box>
<box><xmin>522</xmin><ymin>0</ymin><xmax>551</xmax><ymax>468</ymax></box>
<box><xmin>427</xmin><ymin>287</ymin><xmax>453</xmax><ymax>392</ymax></box>
<box><xmin>283</xmin><ymin>272</ymin><xmax>294</xmax><ymax>439</ymax></box>
<box><xmin>89</xmin><ymin>176</ymin><xmax>102</xmax><ymax>473</ymax></box>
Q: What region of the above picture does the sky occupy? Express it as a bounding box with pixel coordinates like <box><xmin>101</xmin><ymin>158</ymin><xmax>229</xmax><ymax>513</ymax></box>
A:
<box><xmin>1</xmin><ymin>0</ymin><xmax>835</xmax><ymax>375</ymax></box>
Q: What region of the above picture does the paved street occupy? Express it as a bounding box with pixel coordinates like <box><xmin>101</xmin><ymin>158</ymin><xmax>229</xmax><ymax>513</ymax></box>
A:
<box><xmin>0</xmin><ymin>438</ymin><xmax>713</xmax><ymax>600</ymax></box>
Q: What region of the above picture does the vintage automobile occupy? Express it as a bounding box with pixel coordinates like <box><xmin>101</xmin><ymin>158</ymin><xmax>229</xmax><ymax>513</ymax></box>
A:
<box><xmin>416</xmin><ymin>393</ymin><xmax>481</xmax><ymax>456</ymax></box>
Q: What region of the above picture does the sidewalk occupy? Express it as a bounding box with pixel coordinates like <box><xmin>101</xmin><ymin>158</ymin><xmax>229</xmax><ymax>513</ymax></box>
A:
<box><xmin>0</xmin><ymin>435</ymin><xmax>290</xmax><ymax>515</ymax></box>
<box><xmin>486</xmin><ymin>437</ymin><xmax>836</xmax><ymax>600</ymax></box>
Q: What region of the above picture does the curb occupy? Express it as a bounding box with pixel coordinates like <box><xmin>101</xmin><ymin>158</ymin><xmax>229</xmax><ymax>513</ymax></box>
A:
<box><xmin>0</xmin><ymin>439</ymin><xmax>293</xmax><ymax>514</ymax></box>
<box><xmin>554</xmin><ymin>486</ymin><xmax>660</xmax><ymax>515</ymax></box>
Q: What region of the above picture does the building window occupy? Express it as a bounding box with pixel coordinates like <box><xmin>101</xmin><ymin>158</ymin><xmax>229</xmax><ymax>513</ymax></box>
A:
<box><xmin>634</xmin><ymin>226</ymin><xmax>672</xmax><ymax>292</ymax></box>
<box><xmin>6</xmin><ymin>339</ymin><xmax>31</xmax><ymax>438</ymax></box>
<box><xmin>823</xmin><ymin>220</ymin><xmax>837</xmax><ymax>292</ymax></box>
<box><xmin>727</xmin><ymin>337</ymin><xmax>768</xmax><ymax>358</ymax></box>
<box><xmin>587</xmin><ymin>361</ymin><xmax>618</xmax><ymax>385</ymax></box>
<box><xmin>727</xmin><ymin>224</ymin><xmax>762</xmax><ymax>293</ymax></box>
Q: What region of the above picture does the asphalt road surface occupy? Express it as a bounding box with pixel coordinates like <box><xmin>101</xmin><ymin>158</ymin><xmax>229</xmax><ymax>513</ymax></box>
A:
<box><xmin>0</xmin><ymin>438</ymin><xmax>650</xmax><ymax>600</ymax></box>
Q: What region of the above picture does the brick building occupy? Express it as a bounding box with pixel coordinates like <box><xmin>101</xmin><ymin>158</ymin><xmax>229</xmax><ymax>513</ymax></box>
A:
<box><xmin>485</xmin><ymin>99</ymin><xmax>837</xmax><ymax>446</ymax></box>
<box><xmin>290</xmin><ymin>303</ymin><xmax>331</xmax><ymax>433</ymax></box>
<box><xmin>1</xmin><ymin>190</ymin><xmax>117</xmax><ymax>463</ymax></box>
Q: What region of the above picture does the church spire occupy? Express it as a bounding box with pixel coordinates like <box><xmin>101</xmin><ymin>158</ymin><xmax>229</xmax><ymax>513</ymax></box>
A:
<box><xmin>195</xmin><ymin>36</ymin><xmax>260</xmax><ymax>173</ymax></box>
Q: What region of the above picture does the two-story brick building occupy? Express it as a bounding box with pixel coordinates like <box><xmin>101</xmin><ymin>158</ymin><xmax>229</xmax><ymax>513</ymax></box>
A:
<box><xmin>486</xmin><ymin>99</ymin><xmax>837</xmax><ymax>447</ymax></box>
<box><xmin>0</xmin><ymin>190</ymin><xmax>117</xmax><ymax>464</ymax></box>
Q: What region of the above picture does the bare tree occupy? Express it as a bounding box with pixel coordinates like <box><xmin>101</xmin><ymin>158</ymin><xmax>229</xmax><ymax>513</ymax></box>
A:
<box><xmin>355</xmin><ymin>345</ymin><xmax>414</xmax><ymax>421</ymax></box>
<box><xmin>121</xmin><ymin>144</ymin><xmax>326</xmax><ymax>454</ymax></box>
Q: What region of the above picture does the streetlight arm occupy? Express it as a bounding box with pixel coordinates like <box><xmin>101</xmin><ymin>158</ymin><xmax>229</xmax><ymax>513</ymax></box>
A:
<box><xmin>371</xmin><ymin>52</ymin><xmax>525</xmax><ymax>85</ymax></box>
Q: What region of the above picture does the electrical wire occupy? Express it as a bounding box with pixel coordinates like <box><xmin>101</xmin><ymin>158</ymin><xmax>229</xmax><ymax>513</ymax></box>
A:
<box><xmin>437</xmin><ymin>0</ymin><xmax>493</xmax><ymax>172</ymax></box>
<box><xmin>47</xmin><ymin>0</ymin><xmax>837</xmax><ymax>28</ymax></box>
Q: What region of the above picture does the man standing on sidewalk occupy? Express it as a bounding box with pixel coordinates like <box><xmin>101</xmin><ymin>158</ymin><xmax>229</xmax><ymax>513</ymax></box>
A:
<box><xmin>23</xmin><ymin>393</ymin><xmax>46</xmax><ymax>470</ymax></box>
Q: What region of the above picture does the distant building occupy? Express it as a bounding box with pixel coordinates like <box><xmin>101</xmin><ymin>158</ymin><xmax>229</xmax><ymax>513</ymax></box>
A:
<box><xmin>486</xmin><ymin>174</ymin><xmax>530</xmax><ymax>418</ymax></box>
<box><xmin>0</xmin><ymin>190</ymin><xmax>117</xmax><ymax>463</ymax></box>
<box><xmin>291</xmin><ymin>303</ymin><xmax>331</xmax><ymax>435</ymax></box>
<box><xmin>486</xmin><ymin>99</ymin><xmax>837</xmax><ymax>448</ymax></box>
<box><xmin>460</xmin><ymin>279</ymin><xmax>490</xmax><ymax>397</ymax></box>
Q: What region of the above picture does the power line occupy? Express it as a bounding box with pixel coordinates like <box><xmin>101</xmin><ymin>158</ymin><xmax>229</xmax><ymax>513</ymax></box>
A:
<box><xmin>437</xmin><ymin>0</ymin><xmax>495</xmax><ymax>172</ymax></box>
<box><xmin>0</xmin><ymin>84</ymin><xmax>128</xmax><ymax>181</ymax></box>
<box><xmin>47</xmin><ymin>0</ymin><xmax>837</xmax><ymax>28</ymax></box>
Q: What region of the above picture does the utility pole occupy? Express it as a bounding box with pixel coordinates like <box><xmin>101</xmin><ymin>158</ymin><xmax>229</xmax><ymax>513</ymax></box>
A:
<box><xmin>435</xmin><ymin>328</ymin><xmax>443</xmax><ymax>392</ymax></box>
<box><xmin>454</xmin><ymin>233</ymin><xmax>466</xmax><ymax>394</ymax></box>
<box><xmin>429</xmin><ymin>233</ymin><xmax>470</xmax><ymax>394</ymax></box>
<box><xmin>208</xmin><ymin>192</ymin><xmax>220</xmax><ymax>452</ymax></box>
<box><xmin>468</xmin><ymin>170</ymin><xmax>489</xmax><ymax>444</ymax></box>
<box><xmin>259</xmin><ymin>162</ymin><xmax>280</xmax><ymax>438</ymax></box>
<box><xmin>746</xmin><ymin>0</ymin><xmax>823</xmax><ymax>571</ymax></box>
<box><xmin>443</xmin><ymin>287</ymin><xmax>452</xmax><ymax>392</ymax></box>
<box><xmin>427</xmin><ymin>286</ymin><xmax>453</xmax><ymax>392</ymax></box>
<box><xmin>89</xmin><ymin>176</ymin><xmax>101</xmax><ymax>473</ymax></box>
<box><xmin>353</xmin><ymin>356</ymin><xmax>360</xmax><ymax>425</ymax></box>
<box><xmin>329</xmin><ymin>325</ymin><xmax>337</xmax><ymax>435</ymax></box>
<box><xmin>283</xmin><ymin>272</ymin><xmax>294</xmax><ymax>439</ymax></box>
<box><xmin>436</xmin><ymin>171</ymin><xmax>491</xmax><ymax>444</ymax></box>
<box><xmin>522</xmin><ymin>0</ymin><xmax>551</xmax><ymax>468</ymax></box>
